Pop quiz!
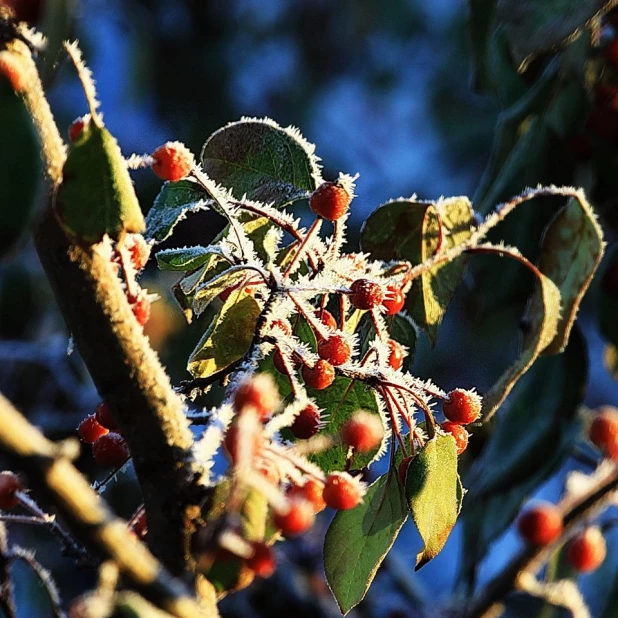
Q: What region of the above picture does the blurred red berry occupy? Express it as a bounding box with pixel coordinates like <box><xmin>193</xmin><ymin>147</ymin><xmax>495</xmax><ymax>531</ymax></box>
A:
<box><xmin>341</xmin><ymin>411</ymin><xmax>384</xmax><ymax>452</ymax></box>
<box><xmin>290</xmin><ymin>404</ymin><xmax>321</xmax><ymax>439</ymax></box>
<box><xmin>0</xmin><ymin>472</ymin><xmax>22</xmax><ymax>510</ymax></box>
<box><xmin>517</xmin><ymin>502</ymin><xmax>563</xmax><ymax>546</ymax></box>
<box><xmin>78</xmin><ymin>414</ymin><xmax>109</xmax><ymax>444</ymax></box>
<box><xmin>92</xmin><ymin>433</ymin><xmax>129</xmax><ymax>468</ymax></box>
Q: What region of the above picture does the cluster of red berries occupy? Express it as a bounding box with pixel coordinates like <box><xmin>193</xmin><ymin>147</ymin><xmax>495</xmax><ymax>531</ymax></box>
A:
<box><xmin>517</xmin><ymin>502</ymin><xmax>607</xmax><ymax>573</ymax></box>
<box><xmin>588</xmin><ymin>406</ymin><xmax>618</xmax><ymax>461</ymax></box>
<box><xmin>438</xmin><ymin>388</ymin><xmax>482</xmax><ymax>455</ymax></box>
<box><xmin>77</xmin><ymin>402</ymin><xmax>129</xmax><ymax>468</ymax></box>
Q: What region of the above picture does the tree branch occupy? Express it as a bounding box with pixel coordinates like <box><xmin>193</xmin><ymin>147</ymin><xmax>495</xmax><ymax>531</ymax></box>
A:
<box><xmin>0</xmin><ymin>392</ymin><xmax>217</xmax><ymax>618</ymax></box>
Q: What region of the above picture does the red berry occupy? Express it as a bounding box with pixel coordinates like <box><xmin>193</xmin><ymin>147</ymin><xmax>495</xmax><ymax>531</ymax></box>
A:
<box><xmin>387</xmin><ymin>339</ymin><xmax>404</xmax><ymax>370</ymax></box>
<box><xmin>272</xmin><ymin>497</ymin><xmax>315</xmax><ymax>536</ymax></box>
<box><xmin>287</xmin><ymin>478</ymin><xmax>326</xmax><ymax>513</ymax></box>
<box><xmin>341</xmin><ymin>411</ymin><xmax>384</xmax><ymax>453</ymax></box>
<box><xmin>233</xmin><ymin>374</ymin><xmax>279</xmax><ymax>422</ymax></box>
<box><xmin>349</xmin><ymin>279</ymin><xmax>384</xmax><ymax>310</ymax></box>
<box><xmin>309</xmin><ymin>182</ymin><xmax>352</xmax><ymax>221</ymax></box>
<box><xmin>318</xmin><ymin>309</ymin><xmax>338</xmax><ymax>331</ymax></box>
<box><xmin>126</xmin><ymin>234</ymin><xmax>150</xmax><ymax>270</ymax></box>
<box><xmin>443</xmin><ymin>388</ymin><xmax>482</xmax><ymax>425</ymax></box>
<box><xmin>151</xmin><ymin>141</ymin><xmax>195</xmax><ymax>182</ymax></box>
<box><xmin>68</xmin><ymin>116</ymin><xmax>86</xmax><ymax>142</ymax></box>
<box><xmin>0</xmin><ymin>472</ymin><xmax>22</xmax><ymax>510</ymax></box>
<box><xmin>246</xmin><ymin>542</ymin><xmax>276</xmax><ymax>578</ymax></box>
<box><xmin>290</xmin><ymin>404</ymin><xmax>321</xmax><ymax>439</ymax></box>
<box><xmin>383</xmin><ymin>286</ymin><xmax>405</xmax><ymax>315</ymax></box>
<box><xmin>606</xmin><ymin>39</ymin><xmax>618</xmax><ymax>70</ymax></box>
<box><xmin>302</xmin><ymin>360</ymin><xmax>335</xmax><ymax>390</ymax></box>
<box><xmin>323</xmin><ymin>472</ymin><xmax>363</xmax><ymax>510</ymax></box>
<box><xmin>566</xmin><ymin>527</ymin><xmax>607</xmax><ymax>573</ymax></box>
<box><xmin>132</xmin><ymin>296</ymin><xmax>150</xmax><ymax>326</ymax></box>
<box><xmin>318</xmin><ymin>334</ymin><xmax>351</xmax><ymax>366</ymax></box>
<box><xmin>95</xmin><ymin>402</ymin><xmax>118</xmax><ymax>431</ymax></box>
<box><xmin>78</xmin><ymin>414</ymin><xmax>109</xmax><ymax>444</ymax></box>
<box><xmin>92</xmin><ymin>433</ymin><xmax>129</xmax><ymax>468</ymax></box>
<box><xmin>440</xmin><ymin>422</ymin><xmax>469</xmax><ymax>455</ymax></box>
<box><xmin>0</xmin><ymin>52</ymin><xmax>26</xmax><ymax>93</ymax></box>
<box><xmin>517</xmin><ymin>502</ymin><xmax>563</xmax><ymax>546</ymax></box>
<box><xmin>223</xmin><ymin>419</ymin><xmax>262</xmax><ymax>465</ymax></box>
<box><xmin>589</xmin><ymin>406</ymin><xmax>618</xmax><ymax>459</ymax></box>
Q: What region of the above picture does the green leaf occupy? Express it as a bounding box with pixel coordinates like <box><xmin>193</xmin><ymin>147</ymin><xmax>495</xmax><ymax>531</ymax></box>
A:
<box><xmin>145</xmin><ymin>179</ymin><xmax>210</xmax><ymax>243</ymax></box>
<box><xmin>193</xmin><ymin>267</ymin><xmax>250</xmax><ymax>317</ymax></box>
<box><xmin>156</xmin><ymin>246</ymin><xmax>227</xmax><ymax>272</ymax></box>
<box><xmin>54</xmin><ymin>120</ymin><xmax>145</xmax><ymax>244</ymax></box>
<box><xmin>497</xmin><ymin>0</ymin><xmax>610</xmax><ymax>71</ymax></box>
<box><xmin>460</xmin><ymin>327</ymin><xmax>586</xmax><ymax>579</ymax></box>
<box><xmin>361</xmin><ymin>197</ymin><xmax>474</xmax><ymax>344</ymax></box>
<box><xmin>324</xmin><ymin>470</ymin><xmax>408</xmax><ymax>615</ymax></box>
<box><xmin>310</xmin><ymin>378</ymin><xmax>385</xmax><ymax>473</ymax></box>
<box><xmin>0</xmin><ymin>80</ymin><xmax>40</xmax><ymax>259</ymax></box>
<box><xmin>534</xmin><ymin>193</ymin><xmax>604</xmax><ymax>354</ymax></box>
<box><xmin>187</xmin><ymin>288</ymin><xmax>260</xmax><ymax>378</ymax></box>
<box><xmin>473</xmin><ymin>244</ymin><xmax>561</xmax><ymax>420</ymax></box>
<box><xmin>404</xmin><ymin>433</ymin><xmax>463</xmax><ymax>570</ymax></box>
<box><xmin>200</xmin><ymin>117</ymin><xmax>322</xmax><ymax>206</ymax></box>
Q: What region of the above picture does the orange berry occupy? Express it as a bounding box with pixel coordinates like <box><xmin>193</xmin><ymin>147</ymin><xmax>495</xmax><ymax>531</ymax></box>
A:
<box><xmin>323</xmin><ymin>473</ymin><xmax>363</xmax><ymax>510</ymax></box>
<box><xmin>443</xmin><ymin>389</ymin><xmax>482</xmax><ymax>425</ymax></box>
<box><xmin>246</xmin><ymin>542</ymin><xmax>276</xmax><ymax>578</ymax></box>
<box><xmin>151</xmin><ymin>141</ymin><xmax>194</xmax><ymax>182</ymax></box>
<box><xmin>440</xmin><ymin>421</ymin><xmax>469</xmax><ymax>455</ymax></box>
<box><xmin>517</xmin><ymin>502</ymin><xmax>563</xmax><ymax>546</ymax></box>
<box><xmin>341</xmin><ymin>411</ymin><xmax>384</xmax><ymax>452</ymax></box>
<box><xmin>302</xmin><ymin>360</ymin><xmax>335</xmax><ymax>390</ymax></box>
<box><xmin>589</xmin><ymin>407</ymin><xmax>618</xmax><ymax>459</ymax></box>
<box><xmin>318</xmin><ymin>334</ymin><xmax>351</xmax><ymax>366</ymax></box>
<box><xmin>287</xmin><ymin>478</ymin><xmax>326</xmax><ymax>513</ymax></box>
<box><xmin>309</xmin><ymin>182</ymin><xmax>352</xmax><ymax>221</ymax></box>
<box><xmin>566</xmin><ymin>527</ymin><xmax>607</xmax><ymax>573</ymax></box>
<box><xmin>233</xmin><ymin>374</ymin><xmax>279</xmax><ymax>422</ymax></box>
<box><xmin>383</xmin><ymin>286</ymin><xmax>405</xmax><ymax>315</ymax></box>
<box><xmin>272</xmin><ymin>497</ymin><xmax>315</xmax><ymax>536</ymax></box>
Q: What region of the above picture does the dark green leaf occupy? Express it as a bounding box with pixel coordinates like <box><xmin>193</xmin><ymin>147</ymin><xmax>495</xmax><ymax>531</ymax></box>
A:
<box><xmin>200</xmin><ymin>118</ymin><xmax>322</xmax><ymax>206</ymax></box>
<box><xmin>311</xmin><ymin>378</ymin><xmax>385</xmax><ymax>473</ymax></box>
<box><xmin>0</xmin><ymin>80</ymin><xmax>40</xmax><ymax>259</ymax></box>
<box><xmin>460</xmin><ymin>327</ymin><xmax>586</xmax><ymax>579</ymax></box>
<box><xmin>145</xmin><ymin>179</ymin><xmax>210</xmax><ymax>243</ymax></box>
<box><xmin>54</xmin><ymin>120</ymin><xmax>145</xmax><ymax>243</ymax></box>
<box><xmin>532</xmin><ymin>192</ymin><xmax>604</xmax><ymax>354</ymax></box>
<box><xmin>156</xmin><ymin>246</ymin><xmax>226</xmax><ymax>272</ymax></box>
<box><xmin>497</xmin><ymin>0</ymin><xmax>610</xmax><ymax>71</ymax></box>
<box><xmin>468</xmin><ymin>0</ymin><xmax>499</xmax><ymax>93</ymax></box>
<box><xmin>324</xmin><ymin>470</ymin><xmax>408</xmax><ymax>615</ymax></box>
<box><xmin>405</xmin><ymin>433</ymin><xmax>463</xmax><ymax>569</ymax></box>
<box><xmin>187</xmin><ymin>288</ymin><xmax>260</xmax><ymax>378</ymax></box>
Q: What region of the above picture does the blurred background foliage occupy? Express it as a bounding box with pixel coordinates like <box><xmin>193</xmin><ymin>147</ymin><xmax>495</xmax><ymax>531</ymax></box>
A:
<box><xmin>1</xmin><ymin>0</ymin><xmax>618</xmax><ymax>616</ymax></box>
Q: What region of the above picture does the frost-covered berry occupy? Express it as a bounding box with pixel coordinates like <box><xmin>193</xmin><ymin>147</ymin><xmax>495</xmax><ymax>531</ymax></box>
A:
<box><xmin>349</xmin><ymin>279</ymin><xmax>384</xmax><ymax>310</ymax></box>
<box><xmin>383</xmin><ymin>286</ymin><xmax>405</xmax><ymax>315</ymax></box>
<box><xmin>272</xmin><ymin>497</ymin><xmax>315</xmax><ymax>536</ymax></box>
<box><xmin>309</xmin><ymin>182</ymin><xmax>352</xmax><ymax>221</ymax></box>
<box><xmin>0</xmin><ymin>472</ymin><xmax>22</xmax><ymax>510</ymax></box>
<box><xmin>92</xmin><ymin>433</ymin><xmax>129</xmax><ymax>468</ymax></box>
<box><xmin>246</xmin><ymin>542</ymin><xmax>276</xmax><ymax>578</ymax></box>
<box><xmin>78</xmin><ymin>414</ymin><xmax>109</xmax><ymax>444</ymax></box>
<box><xmin>323</xmin><ymin>472</ymin><xmax>363</xmax><ymax>510</ymax></box>
<box><xmin>95</xmin><ymin>402</ymin><xmax>118</xmax><ymax>431</ymax></box>
<box><xmin>443</xmin><ymin>389</ymin><xmax>482</xmax><ymax>425</ymax></box>
<box><xmin>224</xmin><ymin>419</ymin><xmax>262</xmax><ymax>465</ymax></box>
<box><xmin>440</xmin><ymin>422</ymin><xmax>469</xmax><ymax>455</ymax></box>
<box><xmin>318</xmin><ymin>334</ymin><xmax>351</xmax><ymax>366</ymax></box>
<box><xmin>517</xmin><ymin>502</ymin><xmax>563</xmax><ymax>546</ymax></box>
<box><xmin>290</xmin><ymin>404</ymin><xmax>321</xmax><ymax>439</ymax></box>
<box><xmin>287</xmin><ymin>478</ymin><xmax>326</xmax><ymax>513</ymax></box>
<box><xmin>589</xmin><ymin>406</ymin><xmax>618</xmax><ymax>459</ymax></box>
<box><xmin>234</xmin><ymin>374</ymin><xmax>279</xmax><ymax>422</ymax></box>
<box><xmin>68</xmin><ymin>116</ymin><xmax>87</xmax><ymax>142</ymax></box>
<box><xmin>341</xmin><ymin>411</ymin><xmax>384</xmax><ymax>453</ymax></box>
<box><xmin>566</xmin><ymin>527</ymin><xmax>607</xmax><ymax>573</ymax></box>
<box><xmin>151</xmin><ymin>141</ymin><xmax>195</xmax><ymax>182</ymax></box>
<box><xmin>302</xmin><ymin>360</ymin><xmax>335</xmax><ymax>390</ymax></box>
<box><xmin>387</xmin><ymin>339</ymin><xmax>404</xmax><ymax>370</ymax></box>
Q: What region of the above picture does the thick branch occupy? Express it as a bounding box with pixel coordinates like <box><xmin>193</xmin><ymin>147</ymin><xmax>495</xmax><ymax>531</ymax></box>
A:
<box><xmin>0</xmin><ymin>392</ymin><xmax>215</xmax><ymax>618</ymax></box>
